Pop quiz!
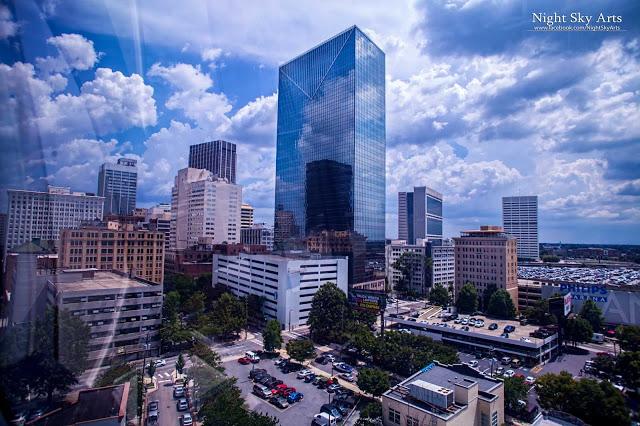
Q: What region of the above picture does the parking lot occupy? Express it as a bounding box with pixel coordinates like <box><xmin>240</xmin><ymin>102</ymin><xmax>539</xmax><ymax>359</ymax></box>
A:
<box><xmin>224</xmin><ymin>356</ymin><xmax>357</xmax><ymax>425</ymax></box>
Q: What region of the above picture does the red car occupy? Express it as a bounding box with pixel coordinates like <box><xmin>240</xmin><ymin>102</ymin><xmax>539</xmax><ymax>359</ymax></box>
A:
<box><xmin>281</xmin><ymin>387</ymin><xmax>297</xmax><ymax>397</ymax></box>
<box><xmin>238</xmin><ymin>357</ymin><xmax>251</xmax><ymax>365</ymax></box>
<box><xmin>271</xmin><ymin>384</ymin><xmax>288</xmax><ymax>395</ymax></box>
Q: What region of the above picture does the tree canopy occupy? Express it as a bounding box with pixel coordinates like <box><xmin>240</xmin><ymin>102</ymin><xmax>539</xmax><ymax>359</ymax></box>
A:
<box><xmin>564</xmin><ymin>317</ymin><xmax>593</xmax><ymax>345</ymax></box>
<box><xmin>307</xmin><ymin>282</ymin><xmax>348</xmax><ymax>343</ymax></box>
<box><xmin>616</xmin><ymin>325</ymin><xmax>640</xmax><ymax>352</ymax></box>
<box><xmin>486</xmin><ymin>289</ymin><xmax>516</xmax><ymax>319</ymax></box>
<box><xmin>208</xmin><ymin>292</ymin><xmax>247</xmax><ymax>338</ymax></box>
<box><xmin>455</xmin><ymin>283</ymin><xmax>478</xmax><ymax>314</ymax></box>
<box><xmin>429</xmin><ymin>285</ymin><xmax>450</xmax><ymax>307</ymax></box>
<box><xmin>285</xmin><ymin>339</ymin><xmax>316</xmax><ymax>363</ymax></box>
<box><xmin>262</xmin><ymin>319</ymin><xmax>283</xmax><ymax>353</ymax></box>
<box><xmin>524</xmin><ymin>299</ymin><xmax>556</xmax><ymax>326</ymax></box>
<box><xmin>579</xmin><ymin>300</ymin><xmax>604</xmax><ymax>332</ymax></box>
<box><xmin>357</xmin><ymin>367</ymin><xmax>390</xmax><ymax>397</ymax></box>
<box><xmin>504</xmin><ymin>376</ymin><xmax>528</xmax><ymax>415</ymax></box>
<box><xmin>536</xmin><ymin>372</ymin><xmax>629</xmax><ymax>426</ymax></box>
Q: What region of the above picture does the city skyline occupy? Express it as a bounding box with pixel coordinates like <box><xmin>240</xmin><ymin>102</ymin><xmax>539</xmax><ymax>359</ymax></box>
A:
<box><xmin>1</xmin><ymin>1</ymin><xmax>639</xmax><ymax>244</ymax></box>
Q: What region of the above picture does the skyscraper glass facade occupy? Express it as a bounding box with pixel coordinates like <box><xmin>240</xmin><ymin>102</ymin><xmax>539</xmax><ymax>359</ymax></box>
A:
<box><xmin>274</xmin><ymin>26</ymin><xmax>385</xmax><ymax>285</ymax></box>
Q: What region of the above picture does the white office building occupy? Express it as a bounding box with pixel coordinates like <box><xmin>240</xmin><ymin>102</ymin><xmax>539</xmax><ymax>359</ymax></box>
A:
<box><xmin>502</xmin><ymin>196</ymin><xmax>539</xmax><ymax>260</ymax></box>
<box><xmin>98</xmin><ymin>158</ymin><xmax>138</xmax><ymax>216</ymax></box>
<box><xmin>241</xmin><ymin>203</ymin><xmax>254</xmax><ymax>229</ymax></box>
<box><xmin>432</xmin><ymin>239</ymin><xmax>455</xmax><ymax>291</ymax></box>
<box><xmin>5</xmin><ymin>186</ymin><xmax>104</xmax><ymax>252</ymax></box>
<box><xmin>213</xmin><ymin>253</ymin><xmax>348</xmax><ymax>329</ymax></box>
<box><xmin>170</xmin><ymin>168</ymin><xmax>242</xmax><ymax>251</ymax></box>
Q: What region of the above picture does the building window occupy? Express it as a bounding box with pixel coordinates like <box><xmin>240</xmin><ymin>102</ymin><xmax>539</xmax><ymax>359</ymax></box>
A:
<box><xmin>407</xmin><ymin>416</ymin><xmax>419</xmax><ymax>426</ymax></box>
<box><xmin>492</xmin><ymin>411</ymin><xmax>498</xmax><ymax>426</ymax></box>
<box><xmin>388</xmin><ymin>408</ymin><xmax>400</xmax><ymax>424</ymax></box>
<box><xmin>481</xmin><ymin>413</ymin><xmax>489</xmax><ymax>426</ymax></box>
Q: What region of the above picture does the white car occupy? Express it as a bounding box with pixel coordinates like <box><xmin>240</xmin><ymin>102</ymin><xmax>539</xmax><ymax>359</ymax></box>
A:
<box><xmin>297</xmin><ymin>369</ymin><xmax>313</xmax><ymax>379</ymax></box>
<box><xmin>520</xmin><ymin>337</ymin><xmax>532</xmax><ymax>343</ymax></box>
<box><xmin>504</xmin><ymin>370</ymin><xmax>515</xmax><ymax>378</ymax></box>
<box><xmin>525</xmin><ymin>376</ymin><xmax>536</xmax><ymax>385</ymax></box>
<box><xmin>181</xmin><ymin>413</ymin><xmax>193</xmax><ymax>426</ymax></box>
<box><xmin>325</xmin><ymin>354</ymin><xmax>336</xmax><ymax>363</ymax></box>
<box><xmin>154</xmin><ymin>359</ymin><xmax>166</xmax><ymax>367</ymax></box>
<box><xmin>467</xmin><ymin>360</ymin><xmax>479</xmax><ymax>368</ymax></box>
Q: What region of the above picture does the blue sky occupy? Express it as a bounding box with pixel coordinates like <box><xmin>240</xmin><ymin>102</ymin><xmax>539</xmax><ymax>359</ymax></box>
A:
<box><xmin>1</xmin><ymin>0</ymin><xmax>639</xmax><ymax>244</ymax></box>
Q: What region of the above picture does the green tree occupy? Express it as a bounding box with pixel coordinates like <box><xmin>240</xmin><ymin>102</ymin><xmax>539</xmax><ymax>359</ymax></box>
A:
<box><xmin>591</xmin><ymin>353</ymin><xmax>616</xmax><ymax>376</ymax></box>
<box><xmin>541</xmin><ymin>255</ymin><xmax>560</xmax><ymax>263</ymax></box>
<box><xmin>616</xmin><ymin>325</ymin><xmax>640</xmax><ymax>351</ymax></box>
<box><xmin>616</xmin><ymin>351</ymin><xmax>640</xmax><ymax>389</ymax></box>
<box><xmin>176</xmin><ymin>353</ymin><xmax>185</xmax><ymax>374</ymax></box>
<box><xmin>262</xmin><ymin>320</ymin><xmax>283</xmax><ymax>353</ymax></box>
<box><xmin>147</xmin><ymin>362</ymin><xmax>156</xmax><ymax>378</ymax></box>
<box><xmin>359</xmin><ymin>400</ymin><xmax>382</xmax><ymax>420</ymax></box>
<box><xmin>209</xmin><ymin>293</ymin><xmax>247</xmax><ymax>337</ymax></box>
<box><xmin>580</xmin><ymin>300</ymin><xmax>604</xmax><ymax>332</ymax></box>
<box><xmin>486</xmin><ymin>289</ymin><xmax>516</xmax><ymax>319</ymax></box>
<box><xmin>307</xmin><ymin>282</ymin><xmax>348</xmax><ymax>343</ymax></box>
<box><xmin>285</xmin><ymin>339</ymin><xmax>316</xmax><ymax>363</ymax></box>
<box><xmin>136</xmin><ymin>371</ymin><xmax>144</xmax><ymax>420</ymax></box>
<box><xmin>504</xmin><ymin>376</ymin><xmax>528</xmax><ymax>414</ymax></box>
<box><xmin>189</xmin><ymin>342</ymin><xmax>224</xmax><ymax>372</ymax></box>
<box><xmin>346</xmin><ymin>323</ymin><xmax>378</xmax><ymax>356</ymax></box>
<box><xmin>536</xmin><ymin>371</ymin><xmax>576</xmax><ymax>411</ymax></box>
<box><xmin>455</xmin><ymin>283</ymin><xmax>478</xmax><ymax>314</ymax></box>
<box><xmin>429</xmin><ymin>285</ymin><xmax>450</xmax><ymax>306</ymax></box>
<box><xmin>184</xmin><ymin>291</ymin><xmax>206</xmax><ymax>317</ymax></box>
<box><xmin>482</xmin><ymin>284</ymin><xmax>497</xmax><ymax>312</ymax></box>
<box><xmin>163</xmin><ymin>291</ymin><xmax>181</xmax><ymax>320</ymax></box>
<box><xmin>356</xmin><ymin>367</ymin><xmax>390</xmax><ymax>397</ymax></box>
<box><xmin>27</xmin><ymin>353</ymin><xmax>78</xmax><ymax>403</ymax></box>
<box><xmin>524</xmin><ymin>299</ymin><xmax>556</xmax><ymax>326</ymax></box>
<box><xmin>564</xmin><ymin>317</ymin><xmax>593</xmax><ymax>346</ymax></box>
<box><xmin>160</xmin><ymin>317</ymin><xmax>192</xmax><ymax>348</ymax></box>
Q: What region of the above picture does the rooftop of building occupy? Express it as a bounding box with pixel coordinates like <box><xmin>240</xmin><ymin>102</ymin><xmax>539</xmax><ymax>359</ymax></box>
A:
<box><xmin>518</xmin><ymin>265</ymin><xmax>640</xmax><ymax>287</ymax></box>
<box><xmin>456</xmin><ymin>225</ymin><xmax>514</xmax><ymax>239</ymax></box>
<box><xmin>51</xmin><ymin>270</ymin><xmax>159</xmax><ymax>292</ymax></box>
<box><xmin>8</xmin><ymin>239</ymin><xmax>56</xmax><ymax>254</ymax></box>
<box><xmin>27</xmin><ymin>383</ymin><xmax>128</xmax><ymax>426</ymax></box>
<box><xmin>8</xmin><ymin>185</ymin><xmax>102</xmax><ymax>198</ymax></box>
<box><xmin>383</xmin><ymin>361</ymin><xmax>502</xmax><ymax>420</ymax></box>
<box><xmin>218</xmin><ymin>251</ymin><xmax>348</xmax><ymax>263</ymax></box>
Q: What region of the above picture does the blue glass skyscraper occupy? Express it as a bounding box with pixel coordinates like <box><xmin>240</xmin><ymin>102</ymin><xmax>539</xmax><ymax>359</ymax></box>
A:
<box><xmin>274</xmin><ymin>26</ymin><xmax>385</xmax><ymax>285</ymax></box>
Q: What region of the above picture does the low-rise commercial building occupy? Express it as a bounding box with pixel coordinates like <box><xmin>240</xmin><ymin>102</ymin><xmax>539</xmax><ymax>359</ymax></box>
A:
<box><xmin>382</xmin><ymin>361</ymin><xmax>504</xmax><ymax>426</ymax></box>
<box><xmin>392</xmin><ymin>314</ymin><xmax>558</xmax><ymax>366</ymax></box>
<box><xmin>47</xmin><ymin>269</ymin><xmax>162</xmax><ymax>364</ymax></box>
<box><xmin>241</xmin><ymin>223</ymin><xmax>274</xmax><ymax>251</ymax></box>
<box><xmin>213</xmin><ymin>253</ymin><xmax>348</xmax><ymax>329</ymax></box>
<box><xmin>28</xmin><ymin>383</ymin><xmax>129</xmax><ymax>426</ymax></box>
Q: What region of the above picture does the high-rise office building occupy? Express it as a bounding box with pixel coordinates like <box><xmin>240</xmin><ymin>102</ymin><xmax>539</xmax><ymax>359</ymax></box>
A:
<box><xmin>97</xmin><ymin>158</ymin><xmax>138</xmax><ymax>216</ymax></box>
<box><xmin>453</xmin><ymin>226</ymin><xmax>518</xmax><ymax>308</ymax></box>
<box><xmin>189</xmin><ymin>140</ymin><xmax>237</xmax><ymax>184</ymax></box>
<box><xmin>241</xmin><ymin>203</ymin><xmax>254</xmax><ymax>229</ymax></box>
<box><xmin>398</xmin><ymin>187</ymin><xmax>443</xmax><ymax>245</ymax></box>
<box><xmin>502</xmin><ymin>195</ymin><xmax>539</xmax><ymax>260</ymax></box>
<box><xmin>169</xmin><ymin>168</ymin><xmax>242</xmax><ymax>252</ymax></box>
<box><xmin>274</xmin><ymin>26</ymin><xmax>385</xmax><ymax>285</ymax></box>
<box><xmin>5</xmin><ymin>186</ymin><xmax>104</xmax><ymax>252</ymax></box>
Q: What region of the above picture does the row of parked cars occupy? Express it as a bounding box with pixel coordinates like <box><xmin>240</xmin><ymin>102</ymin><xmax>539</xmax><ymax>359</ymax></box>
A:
<box><xmin>249</xmin><ymin>362</ymin><xmax>305</xmax><ymax>410</ymax></box>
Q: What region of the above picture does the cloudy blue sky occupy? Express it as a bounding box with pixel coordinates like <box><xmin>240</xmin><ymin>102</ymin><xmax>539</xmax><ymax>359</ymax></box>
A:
<box><xmin>1</xmin><ymin>0</ymin><xmax>639</xmax><ymax>243</ymax></box>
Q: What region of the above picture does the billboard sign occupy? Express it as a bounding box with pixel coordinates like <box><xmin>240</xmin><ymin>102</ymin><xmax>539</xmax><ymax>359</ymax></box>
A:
<box><xmin>349</xmin><ymin>291</ymin><xmax>386</xmax><ymax>312</ymax></box>
<box><xmin>564</xmin><ymin>292</ymin><xmax>572</xmax><ymax>316</ymax></box>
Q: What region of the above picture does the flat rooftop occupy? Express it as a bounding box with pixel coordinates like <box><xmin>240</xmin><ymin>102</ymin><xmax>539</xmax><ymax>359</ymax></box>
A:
<box><xmin>53</xmin><ymin>270</ymin><xmax>157</xmax><ymax>292</ymax></box>
<box><xmin>396</xmin><ymin>308</ymin><xmax>547</xmax><ymax>345</ymax></box>
<box><xmin>384</xmin><ymin>362</ymin><xmax>501</xmax><ymax>420</ymax></box>
<box><xmin>519</xmin><ymin>265</ymin><xmax>640</xmax><ymax>286</ymax></box>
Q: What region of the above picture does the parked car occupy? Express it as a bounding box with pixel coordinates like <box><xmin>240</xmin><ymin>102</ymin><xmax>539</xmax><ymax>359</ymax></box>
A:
<box><xmin>333</xmin><ymin>362</ymin><xmax>353</xmax><ymax>373</ymax></box>
<box><xmin>173</xmin><ymin>386</ymin><xmax>185</xmax><ymax>398</ymax></box>
<box><xmin>147</xmin><ymin>410</ymin><xmax>159</xmax><ymax>424</ymax></box>
<box><xmin>315</xmin><ymin>356</ymin><xmax>328</xmax><ymax>365</ymax></box>
<box><xmin>154</xmin><ymin>359</ymin><xmax>166</xmax><ymax>367</ymax></box>
<box><xmin>504</xmin><ymin>325</ymin><xmax>516</xmax><ymax>333</ymax></box>
<box><xmin>312</xmin><ymin>412</ymin><xmax>337</xmax><ymax>426</ymax></box>
<box><xmin>467</xmin><ymin>360</ymin><xmax>479</xmax><ymax>368</ymax></box>
<box><xmin>249</xmin><ymin>368</ymin><xmax>267</xmax><ymax>379</ymax></box>
<box><xmin>304</xmin><ymin>373</ymin><xmax>317</xmax><ymax>383</ymax></box>
<box><xmin>320</xmin><ymin>404</ymin><xmax>343</xmax><ymax>421</ymax></box>
<box><xmin>475</xmin><ymin>321</ymin><xmax>485</xmax><ymax>328</ymax></box>
<box><xmin>245</xmin><ymin>351</ymin><xmax>261</xmax><ymax>363</ymax></box>
<box><xmin>238</xmin><ymin>356</ymin><xmax>251</xmax><ymax>365</ymax></box>
<box><xmin>496</xmin><ymin>366</ymin><xmax>505</xmax><ymax>375</ymax></box>
<box><xmin>327</xmin><ymin>383</ymin><xmax>341</xmax><ymax>393</ymax></box>
<box><xmin>488</xmin><ymin>323</ymin><xmax>498</xmax><ymax>330</ymax></box>
<box><xmin>181</xmin><ymin>413</ymin><xmax>193</xmax><ymax>426</ymax></box>
<box><xmin>335</xmin><ymin>393</ymin><xmax>358</xmax><ymax>408</ymax></box>
<box><xmin>325</xmin><ymin>354</ymin><xmax>336</xmax><ymax>363</ymax></box>
<box><xmin>253</xmin><ymin>384</ymin><xmax>272</xmax><ymax>399</ymax></box>
<box><xmin>147</xmin><ymin>400</ymin><xmax>159</xmax><ymax>412</ymax></box>
<box><xmin>504</xmin><ymin>369</ymin><xmax>515</xmax><ymax>378</ymax></box>
<box><xmin>500</xmin><ymin>332</ymin><xmax>510</xmax><ymax>338</ymax></box>
<box><xmin>275</xmin><ymin>358</ymin><xmax>286</xmax><ymax>366</ymax></box>
<box><xmin>269</xmin><ymin>396</ymin><xmax>289</xmax><ymax>409</ymax></box>
<box><xmin>297</xmin><ymin>369</ymin><xmax>313</xmax><ymax>379</ymax></box>
<box><xmin>287</xmin><ymin>391</ymin><xmax>304</xmax><ymax>403</ymax></box>
<box><xmin>520</xmin><ymin>337</ymin><xmax>532</xmax><ymax>343</ymax></box>
<box><xmin>176</xmin><ymin>398</ymin><xmax>188</xmax><ymax>411</ymax></box>
<box><xmin>339</xmin><ymin>373</ymin><xmax>355</xmax><ymax>382</ymax></box>
<box><xmin>525</xmin><ymin>376</ymin><xmax>536</xmax><ymax>385</ymax></box>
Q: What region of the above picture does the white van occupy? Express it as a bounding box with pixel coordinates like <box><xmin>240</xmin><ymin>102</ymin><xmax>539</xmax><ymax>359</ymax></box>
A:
<box><xmin>245</xmin><ymin>351</ymin><xmax>260</xmax><ymax>362</ymax></box>
<box><xmin>592</xmin><ymin>333</ymin><xmax>605</xmax><ymax>343</ymax></box>
<box><xmin>312</xmin><ymin>413</ymin><xmax>337</xmax><ymax>426</ymax></box>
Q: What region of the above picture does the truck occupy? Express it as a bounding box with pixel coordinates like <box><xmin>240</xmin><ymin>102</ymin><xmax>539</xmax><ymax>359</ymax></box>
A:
<box><xmin>591</xmin><ymin>333</ymin><xmax>605</xmax><ymax>343</ymax></box>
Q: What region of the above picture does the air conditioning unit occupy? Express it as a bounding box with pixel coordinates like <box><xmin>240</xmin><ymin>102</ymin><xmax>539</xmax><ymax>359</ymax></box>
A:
<box><xmin>408</xmin><ymin>380</ymin><xmax>454</xmax><ymax>409</ymax></box>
